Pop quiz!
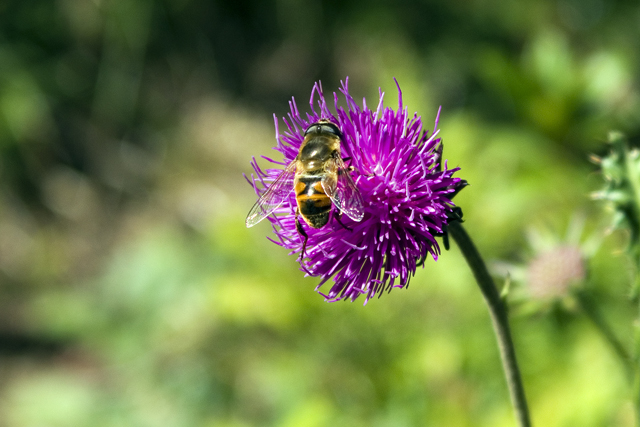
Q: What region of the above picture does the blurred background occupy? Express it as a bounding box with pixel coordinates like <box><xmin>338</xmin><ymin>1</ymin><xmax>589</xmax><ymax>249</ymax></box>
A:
<box><xmin>1</xmin><ymin>0</ymin><xmax>639</xmax><ymax>425</ymax></box>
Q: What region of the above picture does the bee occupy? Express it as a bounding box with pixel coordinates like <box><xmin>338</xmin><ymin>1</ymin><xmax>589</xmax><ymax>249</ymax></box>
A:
<box><xmin>246</xmin><ymin>119</ymin><xmax>365</xmax><ymax>255</ymax></box>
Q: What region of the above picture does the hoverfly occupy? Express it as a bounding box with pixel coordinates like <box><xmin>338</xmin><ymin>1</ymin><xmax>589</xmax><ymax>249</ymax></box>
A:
<box><xmin>246</xmin><ymin>119</ymin><xmax>365</xmax><ymax>255</ymax></box>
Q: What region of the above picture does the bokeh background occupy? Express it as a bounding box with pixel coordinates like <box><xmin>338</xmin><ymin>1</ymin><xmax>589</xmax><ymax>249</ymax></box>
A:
<box><xmin>1</xmin><ymin>0</ymin><xmax>640</xmax><ymax>425</ymax></box>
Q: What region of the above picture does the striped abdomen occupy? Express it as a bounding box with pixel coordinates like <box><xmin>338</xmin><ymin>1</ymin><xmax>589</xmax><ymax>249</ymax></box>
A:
<box><xmin>294</xmin><ymin>174</ymin><xmax>331</xmax><ymax>228</ymax></box>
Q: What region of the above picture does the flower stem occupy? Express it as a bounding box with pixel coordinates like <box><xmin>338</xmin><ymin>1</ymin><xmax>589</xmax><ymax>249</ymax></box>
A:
<box><xmin>574</xmin><ymin>290</ymin><xmax>633</xmax><ymax>380</ymax></box>
<box><xmin>448</xmin><ymin>221</ymin><xmax>531</xmax><ymax>427</ymax></box>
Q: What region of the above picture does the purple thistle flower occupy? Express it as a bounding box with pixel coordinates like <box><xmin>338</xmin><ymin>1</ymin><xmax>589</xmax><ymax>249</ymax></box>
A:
<box><xmin>246</xmin><ymin>78</ymin><xmax>466</xmax><ymax>304</ymax></box>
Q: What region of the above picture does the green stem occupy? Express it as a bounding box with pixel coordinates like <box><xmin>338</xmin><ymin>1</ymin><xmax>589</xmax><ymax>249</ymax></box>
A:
<box><xmin>625</xmin><ymin>143</ymin><xmax>640</xmax><ymax>426</ymax></box>
<box><xmin>617</xmin><ymin>133</ymin><xmax>640</xmax><ymax>425</ymax></box>
<box><xmin>574</xmin><ymin>290</ymin><xmax>633</xmax><ymax>380</ymax></box>
<box><xmin>448</xmin><ymin>221</ymin><xmax>531</xmax><ymax>427</ymax></box>
<box><xmin>637</xmin><ymin>305</ymin><xmax>640</xmax><ymax>427</ymax></box>
<box><xmin>577</xmin><ymin>288</ymin><xmax>638</xmax><ymax>424</ymax></box>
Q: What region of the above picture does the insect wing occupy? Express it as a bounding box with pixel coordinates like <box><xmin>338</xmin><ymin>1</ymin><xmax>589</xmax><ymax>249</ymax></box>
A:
<box><xmin>322</xmin><ymin>157</ymin><xmax>365</xmax><ymax>222</ymax></box>
<box><xmin>245</xmin><ymin>161</ymin><xmax>296</xmax><ymax>227</ymax></box>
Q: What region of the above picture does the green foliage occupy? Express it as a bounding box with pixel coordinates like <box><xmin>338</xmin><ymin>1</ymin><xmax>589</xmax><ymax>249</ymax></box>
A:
<box><xmin>594</xmin><ymin>132</ymin><xmax>640</xmax><ymax>262</ymax></box>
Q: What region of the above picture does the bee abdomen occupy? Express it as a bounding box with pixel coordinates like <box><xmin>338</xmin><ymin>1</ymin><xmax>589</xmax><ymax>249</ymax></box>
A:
<box><xmin>295</xmin><ymin>177</ymin><xmax>331</xmax><ymax>228</ymax></box>
<box><xmin>295</xmin><ymin>177</ymin><xmax>323</xmax><ymax>194</ymax></box>
<box><xmin>300</xmin><ymin>195</ymin><xmax>331</xmax><ymax>214</ymax></box>
<box><xmin>301</xmin><ymin>211</ymin><xmax>330</xmax><ymax>228</ymax></box>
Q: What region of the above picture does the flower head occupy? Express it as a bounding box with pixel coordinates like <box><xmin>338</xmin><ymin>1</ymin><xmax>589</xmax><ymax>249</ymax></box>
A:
<box><xmin>247</xmin><ymin>78</ymin><xmax>466</xmax><ymax>303</ymax></box>
<box><xmin>493</xmin><ymin>215</ymin><xmax>599</xmax><ymax>308</ymax></box>
<box><xmin>526</xmin><ymin>245</ymin><xmax>585</xmax><ymax>300</ymax></box>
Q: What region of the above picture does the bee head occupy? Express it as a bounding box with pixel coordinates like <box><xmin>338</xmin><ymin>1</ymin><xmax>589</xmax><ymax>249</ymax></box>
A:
<box><xmin>304</xmin><ymin>119</ymin><xmax>344</xmax><ymax>140</ymax></box>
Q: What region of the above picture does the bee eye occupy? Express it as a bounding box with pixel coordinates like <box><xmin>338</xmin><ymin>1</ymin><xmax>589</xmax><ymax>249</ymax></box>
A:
<box><xmin>304</xmin><ymin>121</ymin><xmax>344</xmax><ymax>139</ymax></box>
<box><xmin>320</xmin><ymin>125</ymin><xmax>335</xmax><ymax>134</ymax></box>
<box><xmin>322</xmin><ymin>123</ymin><xmax>343</xmax><ymax>139</ymax></box>
<box><xmin>303</xmin><ymin>124</ymin><xmax>316</xmax><ymax>135</ymax></box>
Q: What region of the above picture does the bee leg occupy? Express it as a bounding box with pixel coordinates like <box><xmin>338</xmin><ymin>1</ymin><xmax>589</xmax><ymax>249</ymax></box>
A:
<box><xmin>295</xmin><ymin>209</ymin><xmax>309</xmax><ymax>260</ymax></box>
<box><xmin>341</xmin><ymin>157</ymin><xmax>375</xmax><ymax>177</ymax></box>
<box><xmin>339</xmin><ymin>157</ymin><xmax>361</xmax><ymax>175</ymax></box>
<box><xmin>334</xmin><ymin>211</ymin><xmax>352</xmax><ymax>231</ymax></box>
<box><xmin>344</xmin><ymin>162</ymin><xmax>375</xmax><ymax>177</ymax></box>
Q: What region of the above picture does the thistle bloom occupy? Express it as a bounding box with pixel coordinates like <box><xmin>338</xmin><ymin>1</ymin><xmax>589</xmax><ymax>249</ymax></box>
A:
<box><xmin>492</xmin><ymin>216</ymin><xmax>598</xmax><ymax>306</ymax></box>
<box><xmin>247</xmin><ymin>78</ymin><xmax>465</xmax><ymax>303</ymax></box>
<box><xmin>527</xmin><ymin>246</ymin><xmax>585</xmax><ymax>300</ymax></box>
